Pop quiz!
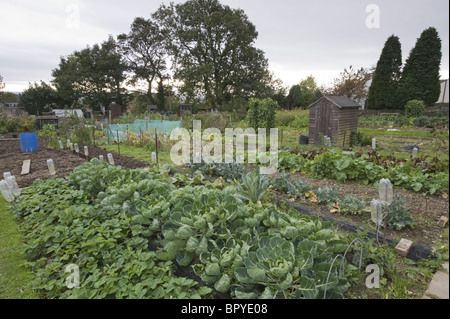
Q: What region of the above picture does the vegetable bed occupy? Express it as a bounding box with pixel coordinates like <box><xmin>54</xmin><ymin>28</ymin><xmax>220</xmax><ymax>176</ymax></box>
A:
<box><xmin>14</xmin><ymin>160</ymin><xmax>360</xmax><ymax>299</ymax></box>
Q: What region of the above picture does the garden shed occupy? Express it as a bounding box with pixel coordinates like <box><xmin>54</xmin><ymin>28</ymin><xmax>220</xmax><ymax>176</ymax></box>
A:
<box><xmin>308</xmin><ymin>96</ymin><xmax>360</xmax><ymax>147</ymax></box>
<box><xmin>178</xmin><ymin>104</ymin><xmax>193</xmax><ymax>116</ymax></box>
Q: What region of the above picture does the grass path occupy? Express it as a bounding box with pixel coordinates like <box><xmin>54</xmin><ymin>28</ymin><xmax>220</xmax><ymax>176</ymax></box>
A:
<box><xmin>0</xmin><ymin>197</ymin><xmax>38</xmax><ymax>298</ymax></box>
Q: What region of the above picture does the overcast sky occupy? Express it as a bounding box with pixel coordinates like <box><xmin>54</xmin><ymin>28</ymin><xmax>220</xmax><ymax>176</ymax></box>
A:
<box><xmin>0</xmin><ymin>0</ymin><xmax>448</xmax><ymax>93</ymax></box>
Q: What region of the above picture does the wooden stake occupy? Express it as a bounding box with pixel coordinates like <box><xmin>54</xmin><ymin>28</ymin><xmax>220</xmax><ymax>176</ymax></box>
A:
<box><xmin>155</xmin><ymin>128</ymin><xmax>159</xmax><ymax>164</ymax></box>
<box><xmin>117</xmin><ymin>130</ymin><xmax>120</xmax><ymax>155</ymax></box>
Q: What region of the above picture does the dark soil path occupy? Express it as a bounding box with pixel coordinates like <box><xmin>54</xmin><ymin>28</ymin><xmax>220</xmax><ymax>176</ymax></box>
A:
<box><xmin>0</xmin><ymin>135</ymin><xmax>148</xmax><ymax>188</ymax></box>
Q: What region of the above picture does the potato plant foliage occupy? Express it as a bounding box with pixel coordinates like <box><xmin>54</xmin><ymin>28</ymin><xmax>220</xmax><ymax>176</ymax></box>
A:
<box><xmin>15</xmin><ymin>159</ymin><xmax>355</xmax><ymax>299</ymax></box>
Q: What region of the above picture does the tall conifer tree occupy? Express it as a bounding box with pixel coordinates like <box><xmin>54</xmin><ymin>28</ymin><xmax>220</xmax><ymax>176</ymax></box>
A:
<box><xmin>367</xmin><ymin>35</ymin><xmax>402</xmax><ymax>109</ymax></box>
<box><xmin>397</xmin><ymin>27</ymin><xmax>442</xmax><ymax>107</ymax></box>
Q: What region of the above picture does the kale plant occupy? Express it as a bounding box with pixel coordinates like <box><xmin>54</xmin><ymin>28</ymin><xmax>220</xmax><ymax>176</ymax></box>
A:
<box><xmin>387</xmin><ymin>193</ymin><xmax>416</xmax><ymax>230</ymax></box>
<box><xmin>315</xmin><ymin>187</ymin><xmax>340</xmax><ymax>205</ymax></box>
<box><xmin>338</xmin><ymin>195</ymin><xmax>367</xmax><ymax>215</ymax></box>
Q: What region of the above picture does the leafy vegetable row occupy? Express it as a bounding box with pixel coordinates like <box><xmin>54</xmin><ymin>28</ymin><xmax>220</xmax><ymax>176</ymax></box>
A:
<box><xmin>271</xmin><ymin>170</ymin><xmax>415</xmax><ymax>230</ymax></box>
<box><xmin>278</xmin><ymin>150</ymin><xmax>449</xmax><ymax>195</ymax></box>
<box><xmin>15</xmin><ymin>159</ymin><xmax>357</xmax><ymax>299</ymax></box>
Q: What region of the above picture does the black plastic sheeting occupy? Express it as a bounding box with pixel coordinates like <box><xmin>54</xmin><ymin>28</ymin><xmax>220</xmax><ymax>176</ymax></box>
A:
<box><xmin>402</xmin><ymin>145</ymin><xmax>421</xmax><ymax>151</ymax></box>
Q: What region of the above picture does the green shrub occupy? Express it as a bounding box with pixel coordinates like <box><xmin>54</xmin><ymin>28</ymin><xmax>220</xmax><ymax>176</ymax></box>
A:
<box><xmin>393</xmin><ymin>115</ymin><xmax>411</xmax><ymax>127</ymax></box>
<box><xmin>413</xmin><ymin>116</ymin><xmax>430</xmax><ymax>127</ymax></box>
<box><xmin>405</xmin><ymin>100</ymin><xmax>425</xmax><ymax>118</ymax></box>
<box><xmin>275</xmin><ymin>111</ymin><xmax>295</xmax><ymax>127</ymax></box>
<box><xmin>350</xmin><ymin>132</ymin><xmax>372</xmax><ymax>147</ymax></box>
<box><xmin>200</xmin><ymin>113</ymin><xmax>229</xmax><ymax>131</ymax></box>
<box><xmin>275</xmin><ymin>109</ymin><xmax>309</xmax><ymax>127</ymax></box>
<box><xmin>37</xmin><ymin>124</ymin><xmax>57</xmax><ymax>137</ymax></box>
<box><xmin>290</xmin><ymin>116</ymin><xmax>309</xmax><ymax>129</ymax></box>
<box><xmin>73</xmin><ymin>124</ymin><xmax>92</xmax><ymax>145</ymax></box>
<box><xmin>0</xmin><ymin>114</ymin><xmax>36</xmax><ymax>133</ymax></box>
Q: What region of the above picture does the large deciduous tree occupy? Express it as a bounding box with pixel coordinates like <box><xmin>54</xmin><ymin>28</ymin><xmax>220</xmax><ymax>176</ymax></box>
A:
<box><xmin>52</xmin><ymin>36</ymin><xmax>128</xmax><ymax>111</ymax></box>
<box><xmin>367</xmin><ymin>35</ymin><xmax>402</xmax><ymax>109</ymax></box>
<box><xmin>153</xmin><ymin>0</ymin><xmax>271</xmax><ymax>109</ymax></box>
<box><xmin>397</xmin><ymin>27</ymin><xmax>442</xmax><ymax>107</ymax></box>
<box><xmin>328</xmin><ymin>65</ymin><xmax>372</xmax><ymax>104</ymax></box>
<box><xmin>19</xmin><ymin>81</ymin><xmax>63</xmax><ymax>115</ymax></box>
<box><xmin>117</xmin><ymin>17</ymin><xmax>168</xmax><ymax>110</ymax></box>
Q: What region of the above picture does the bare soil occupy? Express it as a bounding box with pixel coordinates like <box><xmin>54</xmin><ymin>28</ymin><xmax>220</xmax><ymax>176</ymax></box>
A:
<box><xmin>0</xmin><ymin>134</ymin><xmax>148</xmax><ymax>188</ymax></box>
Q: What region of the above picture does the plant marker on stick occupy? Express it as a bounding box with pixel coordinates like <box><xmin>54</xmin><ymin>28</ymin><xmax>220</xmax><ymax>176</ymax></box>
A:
<box><xmin>370</xmin><ymin>199</ymin><xmax>384</xmax><ymax>242</ymax></box>
<box><xmin>378</xmin><ymin>178</ymin><xmax>393</xmax><ymax>243</ymax></box>
<box><xmin>107</xmin><ymin>153</ymin><xmax>114</xmax><ymax>165</ymax></box>
<box><xmin>379</xmin><ymin>178</ymin><xmax>393</xmax><ymax>206</ymax></box>
<box><xmin>412</xmin><ymin>147</ymin><xmax>418</xmax><ymax>159</ymax></box>
<box><xmin>3</xmin><ymin>172</ymin><xmax>11</xmax><ymax>182</ymax></box>
<box><xmin>6</xmin><ymin>176</ymin><xmax>21</xmax><ymax>197</ymax></box>
<box><xmin>47</xmin><ymin>159</ymin><xmax>56</xmax><ymax>176</ymax></box>
<box><xmin>0</xmin><ymin>180</ymin><xmax>14</xmax><ymax>202</ymax></box>
<box><xmin>370</xmin><ymin>199</ymin><xmax>383</xmax><ymax>225</ymax></box>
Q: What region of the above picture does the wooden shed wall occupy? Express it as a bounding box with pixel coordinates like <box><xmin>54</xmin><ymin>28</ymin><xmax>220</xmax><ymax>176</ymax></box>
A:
<box><xmin>309</xmin><ymin>98</ymin><xmax>359</xmax><ymax>147</ymax></box>
<box><xmin>309</xmin><ymin>99</ymin><xmax>339</xmax><ymax>146</ymax></box>
<box><xmin>336</xmin><ymin>108</ymin><xmax>358</xmax><ymax>148</ymax></box>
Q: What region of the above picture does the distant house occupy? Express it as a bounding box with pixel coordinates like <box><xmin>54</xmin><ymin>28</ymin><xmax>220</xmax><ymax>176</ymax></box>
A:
<box><xmin>308</xmin><ymin>96</ymin><xmax>359</xmax><ymax>148</ymax></box>
<box><xmin>437</xmin><ymin>79</ymin><xmax>449</xmax><ymax>104</ymax></box>
<box><xmin>0</xmin><ymin>103</ymin><xmax>25</xmax><ymax>117</ymax></box>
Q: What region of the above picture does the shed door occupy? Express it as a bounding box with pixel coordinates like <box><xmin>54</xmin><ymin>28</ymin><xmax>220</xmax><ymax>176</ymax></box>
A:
<box><xmin>313</xmin><ymin>103</ymin><xmax>333</xmax><ymax>145</ymax></box>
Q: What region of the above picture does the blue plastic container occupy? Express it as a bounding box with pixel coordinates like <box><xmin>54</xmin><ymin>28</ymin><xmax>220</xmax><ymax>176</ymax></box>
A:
<box><xmin>20</xmin><ymin>133</ymin><xmax>38</xmax><ymax>153</ymax></box>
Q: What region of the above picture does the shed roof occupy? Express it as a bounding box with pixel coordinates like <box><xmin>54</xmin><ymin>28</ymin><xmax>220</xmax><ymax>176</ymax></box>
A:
<box><xmin>52</xmin><ymin>109</ymin><xmax>84</xmax><ymax>118</ymax></box>
<box><xmin>309</xmin><ymin>96</ymin><xmax>360</xmax><ymax>109</ymax></box>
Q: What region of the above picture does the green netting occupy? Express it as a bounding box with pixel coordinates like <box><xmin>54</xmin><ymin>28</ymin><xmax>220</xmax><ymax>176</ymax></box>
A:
<box><xmin>107</xmin><ymin>120</ymin><xmax>182</xmax><ymax>142</ymax></box>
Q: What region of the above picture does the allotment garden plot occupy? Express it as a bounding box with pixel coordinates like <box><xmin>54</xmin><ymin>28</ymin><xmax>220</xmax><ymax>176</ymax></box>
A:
<box><xmin>0</xmin><ymin>135</ymin><xmax>148</xmax><ymax>187</ymax></box>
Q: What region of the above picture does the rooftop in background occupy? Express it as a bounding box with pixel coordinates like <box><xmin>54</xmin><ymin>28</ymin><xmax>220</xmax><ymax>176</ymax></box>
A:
<box><xmin>52</xmin><ymin>109</ymin><xmax>84</xmax><ymax>118</ymax></box>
